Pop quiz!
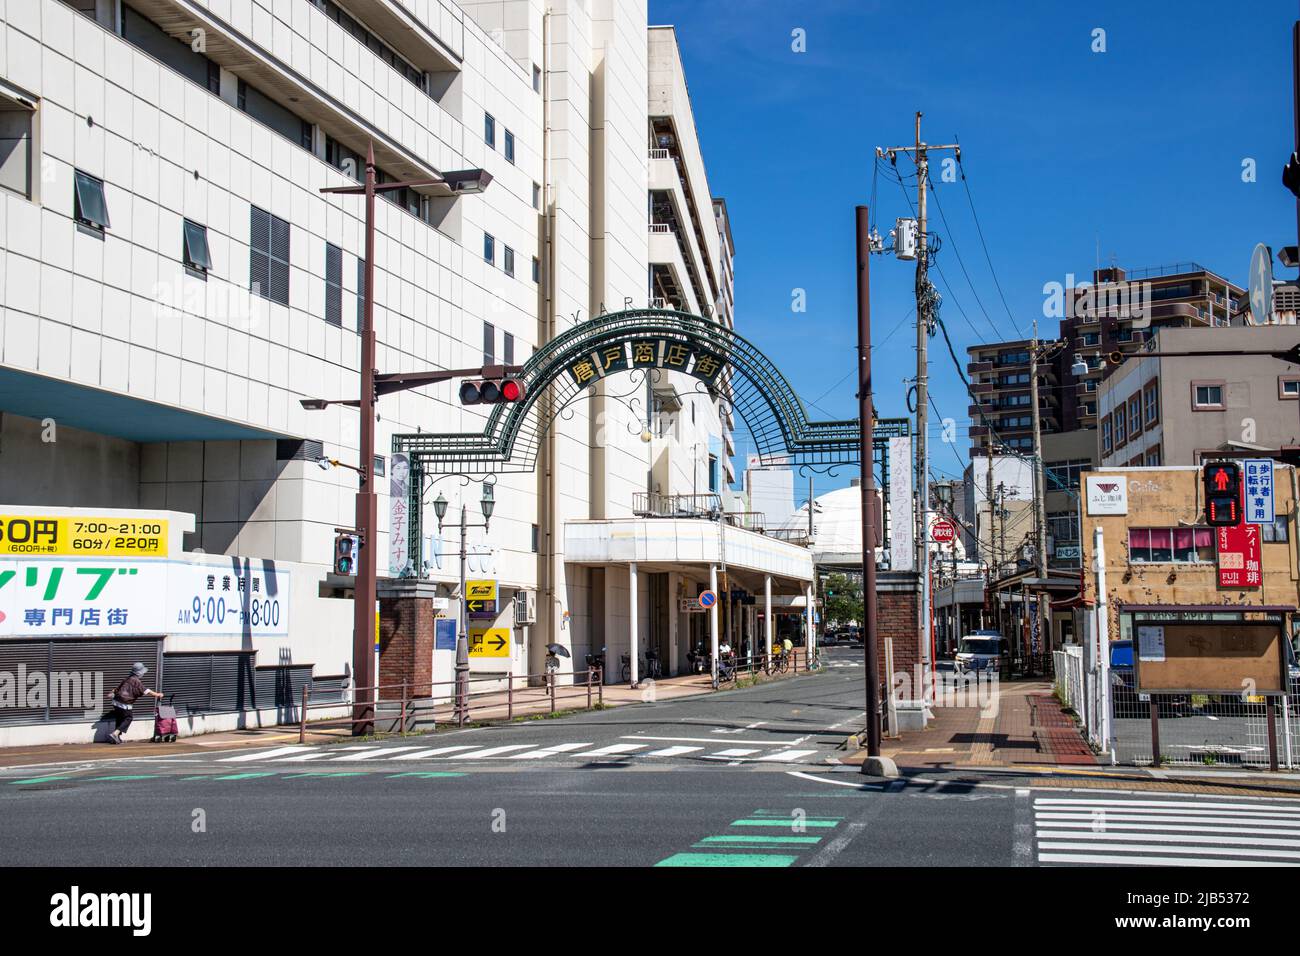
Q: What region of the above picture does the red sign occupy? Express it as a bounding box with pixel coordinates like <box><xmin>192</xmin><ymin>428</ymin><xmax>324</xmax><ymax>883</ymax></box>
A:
<box><xmin>1217</xmin><ymin>522</ymin><xmax>1262</xmax><ymax>589</ymax></box>
<box><xmin>931</xmin><ymin>520</ymin><xmax>956</xmax><ymax>544</ymax></box>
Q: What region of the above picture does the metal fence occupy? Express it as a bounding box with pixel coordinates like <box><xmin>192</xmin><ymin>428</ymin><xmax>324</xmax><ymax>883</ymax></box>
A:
<box><xmin>1054</xmin><ymin>644</ymin><xmax>1298</xmax><ymax>770</ymax></box>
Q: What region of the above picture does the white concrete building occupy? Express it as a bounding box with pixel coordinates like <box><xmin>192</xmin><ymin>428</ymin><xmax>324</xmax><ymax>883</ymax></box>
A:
<box><xmin>0</xmin><ymin>0</ymin><xmax>811</xmax><ymax>741</ymax></box>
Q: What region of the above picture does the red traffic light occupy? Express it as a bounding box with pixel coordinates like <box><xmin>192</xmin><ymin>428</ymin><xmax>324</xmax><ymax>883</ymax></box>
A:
<box><xmin>1202</xmin><ymin>460</ymin><xmax>1242</xmax><ymax>527</ymax></box>
<box><xmin>459</xmin><ymin>377</ymin><xmax>526</xmax><ymax>405</ymax></box>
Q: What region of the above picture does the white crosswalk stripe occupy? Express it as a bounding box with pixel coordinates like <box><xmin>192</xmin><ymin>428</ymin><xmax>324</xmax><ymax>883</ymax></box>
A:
<box><xmin>208</xmin><ymin>740</ymin><xmax>826</xmax><ymax>765</ymax></box>
<box><xmin>644</xmin><ymin>746</ymin><xmax>704</xmax><ymax>758</ymax></box>
<box><xmin>511</xmin><ymin>743</ymin><xmax>594</xmax><ymax>759</ymax></box>
<box><xmin>574</xmin><ymin>744</ymin><xmax>646</xmax><ymax>757</ymax></box>
<box><xmin>1034</xmin><ymin>796</ymin><xmax>1300</xmax><ymax>867</ymax></box>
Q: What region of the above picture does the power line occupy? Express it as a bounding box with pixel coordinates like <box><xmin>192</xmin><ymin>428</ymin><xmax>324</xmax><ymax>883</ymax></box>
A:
<box><xmin>926</xmin><ymin>170</ymin><xmax>1012</xmax><ymax>342</ymax></box>
<box><xmin>955</xmin><ymin>147</ymin><xmax>1024</xmax><ymax>337</ymax></box>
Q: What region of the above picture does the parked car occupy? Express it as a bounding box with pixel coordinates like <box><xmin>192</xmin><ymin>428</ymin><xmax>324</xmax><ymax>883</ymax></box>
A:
<box><xmin>954</xmin><ymin>630</ymin><xmax>1004</xmax><ymax>678</ymax></box>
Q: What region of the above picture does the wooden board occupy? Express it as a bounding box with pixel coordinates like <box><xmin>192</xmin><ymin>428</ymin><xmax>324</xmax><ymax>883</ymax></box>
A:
<box><xmin>1133</xmin><ymin>621</ymin><xmax>1286</xmax><ymax>695</ymax></box>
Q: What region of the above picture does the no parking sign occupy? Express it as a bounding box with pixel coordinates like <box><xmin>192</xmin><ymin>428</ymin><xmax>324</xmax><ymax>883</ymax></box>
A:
<box><xmin>698</xmin><ymin>590</ymin><xmax>717</xmax><ymax>610</ymax></box>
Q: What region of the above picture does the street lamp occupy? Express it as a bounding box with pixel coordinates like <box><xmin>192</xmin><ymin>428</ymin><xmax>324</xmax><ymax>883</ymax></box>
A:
<box><xmin>434</xmin><ymin>483</ymin><xmax>496</xmax><ymax>724</ymax></box>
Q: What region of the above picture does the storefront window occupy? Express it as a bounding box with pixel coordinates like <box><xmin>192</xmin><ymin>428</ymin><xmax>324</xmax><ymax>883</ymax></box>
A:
<box><xmin>1129</xmin><ymin>527</ymin><xmax>1213</xmax><ymax>563</ymax></box>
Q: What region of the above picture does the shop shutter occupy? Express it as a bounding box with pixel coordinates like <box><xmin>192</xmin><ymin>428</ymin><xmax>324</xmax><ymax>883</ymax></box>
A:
<box><xmin>0</xmin><ymin>642</ymin><xmax>52</xmax><ymax>725</ymax></box>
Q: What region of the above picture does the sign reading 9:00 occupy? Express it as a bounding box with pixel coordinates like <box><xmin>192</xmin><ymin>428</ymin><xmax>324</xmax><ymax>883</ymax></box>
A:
<box><xmin>0</xmin><ymin>516</ymin><xmax>169</xmax><ymax>557</ymax></box>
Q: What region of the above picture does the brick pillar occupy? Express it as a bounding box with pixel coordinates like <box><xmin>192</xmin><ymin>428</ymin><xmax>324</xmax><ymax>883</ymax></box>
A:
<box><xmin>875</xmin><ymin>570</ymin><xmax>922</xmax><ymax>699</ymax></box>
<box><xmin>377</xmin><ymin>579</ymin><xmax>439</xmax><ymax>702</ymax></box>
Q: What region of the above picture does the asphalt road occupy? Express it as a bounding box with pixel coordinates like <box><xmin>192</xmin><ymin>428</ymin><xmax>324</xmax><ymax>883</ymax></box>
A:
<box><xmin>3</xmin><ymin>647</ymin><xmax>1299</xmax><ymax>867</ymax></box>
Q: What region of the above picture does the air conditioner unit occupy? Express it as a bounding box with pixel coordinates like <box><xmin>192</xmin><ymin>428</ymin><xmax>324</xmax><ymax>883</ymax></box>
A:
<box><xmin>514</xmin><ymin>590</ymin><xmax>537</xmax><ymax>626</ymax></box>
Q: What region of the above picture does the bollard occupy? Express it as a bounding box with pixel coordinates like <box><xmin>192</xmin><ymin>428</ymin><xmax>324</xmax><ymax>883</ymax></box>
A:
<box><xmin>549</xmin><ymin>671</ymin><xmax>556</xmax><ymax>714</ymax></box>
<box><xmin>507</xmin><ymin>671</ymin><xmax>514</xmax><ymax>720</ymax></box>
<box><xmin>400</xmin><ymin>681</ymin><xmax>408</xmax><ymax>735</ymax></box>
<box><xmin>299</xmin><ymin>685</ymin><xmax>309</xmax><ymax>743</ymax></box>
<box><xmin>598</xmin><ymin>665</ymin><xmax>604</xmax><ymax>705</ymax></box>
<box><xmin>586</xmin><ymin>668</ymin><xmax>593</xmax><ymax>709</ymax></box>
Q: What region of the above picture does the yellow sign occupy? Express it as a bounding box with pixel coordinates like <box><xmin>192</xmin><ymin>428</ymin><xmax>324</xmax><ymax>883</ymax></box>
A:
<box><xmin>466</xmin><ymin>580</ymin><xmax>497</xmax><ymax>602</ymax></box>
<box><xmin>468</xmin><ymin>627</ymin><xmax>511</xmax><ymax>658</ymax></box>
<box><xmin>0</xmin><ymin>515</ymin><xmax>169</xmax><ymax>557</ymax></box>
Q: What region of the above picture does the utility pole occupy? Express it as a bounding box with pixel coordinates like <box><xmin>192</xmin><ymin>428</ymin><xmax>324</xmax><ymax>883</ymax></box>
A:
<box><xmin>1029</xmin><ymin>323</ymin><xmax>1048</xmax><ymax>584</ymax></box>
<box><xmin>877</xmin><ymin>113</ymin><xmax>960</xmax><ymax>704</ymax></box>
<box><xmin>856</xmin><ymin>205</ymin><xmax>894</xmax><ymax>777</ymax></box>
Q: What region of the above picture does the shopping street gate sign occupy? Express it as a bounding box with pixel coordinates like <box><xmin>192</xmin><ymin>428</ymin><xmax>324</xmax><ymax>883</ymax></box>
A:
<box><xmin>468</xmin><ymin>626</ymin><xmax>510</xmax><ymax>658</ymax></box>
<box><xmin>389</xmin><ymin>309</ymin><xmax>911</xmax><ymax>578</ymax></box>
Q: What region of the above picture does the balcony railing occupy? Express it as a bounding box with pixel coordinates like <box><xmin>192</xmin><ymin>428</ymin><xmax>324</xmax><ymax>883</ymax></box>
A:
<box><xmin>648</xmin><ymin>222</ymin><xmax>672</xmax><ymax>234</ymax></box>
<box><xmin>631</xmin><ymin>493</ymin><xmax>813</xmax><ymax>545</ymax></box>
<box><xmin>649</xmin><ymin>148</ymin><xmax>671</xmax><ymax>160</ymax></box>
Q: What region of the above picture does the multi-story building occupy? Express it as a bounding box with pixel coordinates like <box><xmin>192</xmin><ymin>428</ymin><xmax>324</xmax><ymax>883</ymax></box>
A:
<box><xmin>0</xmin><ymin>0</ymin><xmax>813</xmax><ymax>742</ymax></box>
<box><xmin>966</xmin><ymin>264</ymin><xmax>1247</xmax><ymax>457</ymax></box>
<box><xmin>1097</xmin><ymin>325</ymin><xmax>1300</xmax><ymax>467</ymax></box>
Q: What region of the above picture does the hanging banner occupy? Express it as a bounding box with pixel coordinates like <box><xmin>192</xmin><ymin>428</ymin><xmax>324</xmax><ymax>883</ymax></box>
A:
<box><xmin>389</xmin><ymin>453</ymin><xmax>412</xmax><ymax>577</ymax></box>
<box><xmin>1217</xmin><ymin>522</ymin><xmax>1262</xmax><ymax>589</ymax></box>
<box><xmin>888</xmin><ymin>436</ymin><xmax>914</xmax><ymax>571</ymax></box>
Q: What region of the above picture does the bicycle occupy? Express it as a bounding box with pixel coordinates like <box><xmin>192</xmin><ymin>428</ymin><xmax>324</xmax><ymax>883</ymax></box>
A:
<box><xmin>620</xmin><ymin>653</ymin><xmax>632</xmax><ymax>683</ymax></box>
<box><xmin>767</xmin><ymin>651</ymin><xmax>789</xmax><ymax>675</ymax></box>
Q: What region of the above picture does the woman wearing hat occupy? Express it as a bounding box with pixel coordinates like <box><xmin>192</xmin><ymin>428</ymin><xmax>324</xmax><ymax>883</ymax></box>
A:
<box><xmin>106</xmin><ymin>663</ymin><xmax>163</xmax><ymax>744</ymax></box>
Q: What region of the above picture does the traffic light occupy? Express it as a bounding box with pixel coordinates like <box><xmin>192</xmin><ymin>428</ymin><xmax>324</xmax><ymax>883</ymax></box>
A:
<box><xmin>1202</xmin><ymin>461</ymin><xmax>1241</xmax><ymax>527</ymax></box>
<box><xmin>1284</xmin><ymin>152</ymin><xmax>1300</xmax><ymax>199</ymax></box>
<box><xmin>334</xmin><ymin>532</ymin><xmax>358</xmax><ymax>575</ymax></box>
<box><xmin>459</xmin><ymin>377</ymin><xmax>526</xmax><ymax>405</ymax></box>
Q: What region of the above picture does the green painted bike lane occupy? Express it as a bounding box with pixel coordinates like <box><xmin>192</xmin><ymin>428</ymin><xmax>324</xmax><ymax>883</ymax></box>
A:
<box><xmin>655</xmin><ymin>809</ymin><xmax>844</xmax><ymax>867</ymax></box>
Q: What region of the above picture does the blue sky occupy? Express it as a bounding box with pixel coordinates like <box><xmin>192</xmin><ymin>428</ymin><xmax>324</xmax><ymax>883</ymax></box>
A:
<box><xmin>651</xmin><ymin>0</ymin><xmax>1300</xmax><ymax>499</ymax></box>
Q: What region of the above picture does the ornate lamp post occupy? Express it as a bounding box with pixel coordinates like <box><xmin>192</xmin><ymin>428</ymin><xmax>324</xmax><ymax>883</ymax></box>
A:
<box><xmin>434</xmin><ymin>484</ymin><xmax>495</xmax><ymax>724</ymax></box>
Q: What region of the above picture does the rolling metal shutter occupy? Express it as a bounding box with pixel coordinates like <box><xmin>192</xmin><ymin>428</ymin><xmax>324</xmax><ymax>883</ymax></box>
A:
<box><xmin>0</xmin><ymin>638</ymin><xmax>162</xmax><ymax>725</ymax></box>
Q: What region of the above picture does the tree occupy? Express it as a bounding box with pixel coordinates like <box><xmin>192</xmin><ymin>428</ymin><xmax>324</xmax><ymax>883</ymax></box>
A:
<box><xmin>822</xmin><ymin>572</ymin><xmax>864</xmax><ymax>628</ymax></box>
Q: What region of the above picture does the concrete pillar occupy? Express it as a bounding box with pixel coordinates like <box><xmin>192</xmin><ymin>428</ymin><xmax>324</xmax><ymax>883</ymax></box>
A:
<box><xmin>709</xmin><ymin>565</ymin><xmax>720</xmax><ymax>681</ymax></box>
<box><xmin>667</xmin><ymin>572</ymin><xmax>679</xmax><ymax>675</ymax></box>
<box><xmin>629</xmin><ymin>562</ymin><xmax>639</xmax><ymax>686</ymax></box>
<box><xmin>805</xmin><ymin>583</ymin><xmax>815</xmax><ymax>660</ymax></box>
<box><xmin>764</xmin><ymin>575</ymin><xmax>772</xmax><ymax>658</ymax></box>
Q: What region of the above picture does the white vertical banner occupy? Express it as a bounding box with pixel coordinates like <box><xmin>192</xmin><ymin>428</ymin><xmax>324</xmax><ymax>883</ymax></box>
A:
<box><xmin>888</xmin><ymin>436</ymin><xmax>914</xmax><ymax>571</ymax></box>
<box><xmin>389</xmin><ymin>453</ymin><xmax>411</xmax><ymax>577</ymax></box>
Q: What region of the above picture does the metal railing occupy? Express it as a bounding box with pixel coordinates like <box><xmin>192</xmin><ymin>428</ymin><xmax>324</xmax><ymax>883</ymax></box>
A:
<box><xmin>633</xmin><ymin>491</ymin><xmax>723</xmax><ymax>519</ymax></box>
<box><xmin>648</xmin><ymin>222</ymin><xmax>672</xmax><ymax>234</ymax></box>
<box><xmin>648</xmin><ymin>148</ymin><xmax>670</xmax><ymax>160</ymax></box>
<box><xmin>296</xmin><ymin>667</ymin><xmax>605</xmax><ymax>741</ymax></box>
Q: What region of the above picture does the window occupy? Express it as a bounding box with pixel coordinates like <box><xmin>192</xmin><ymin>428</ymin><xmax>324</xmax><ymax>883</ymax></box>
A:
<box><xmin>0</xmin><ymin>91</ymin><xmax>34</xmax><ymax>199</ymax></box>
<box><xmin>312</xmin><ymin>0</ymin><xmax>426</xmax><ymax>92</ymax></box>
<box><xmin>1045</xmin><ymin>459</ymin><xmax>1090</xmax><ymax>490</ymax></box>
<box><xmin>1128</xmin><ymin>527</ymin><xmax>1214</xmax><ymax>564</ymax></box>
<box><xmin>1084</xmin><ymin>401</ymin><xmax>1097</xmax><ymax>416</ymax></box>
<box><xmin>120</xmin><ymin>5</ymin><xmax>220</xmax><ymax>94</ymax></box>
<box><xmin>250</xmin><ymin>205</ymin><xmax>290</xmax><ymax>305</ymax></box>
<box><xmin>995</xmin><ymin>351</ymin><xmax>1029</xmax><ymax>366</ymax></box>
<box><xmin>1143</xmin><ymin>384</ymin><xmax>1159</xmax><ymax>424</ymax></box>
<box><xmin>1262</xmin><ymin>515</ymin><xmax>1290</xmax><ymax>543</ymax></box>
<box><xmin>237</xmin><ymin>79</ymin><xmax>312</xmax><ymax>150</ymax></box>
<box><xmin>1145</xmin><ymin>445</ymin><xmax>1161</xmax><ymax>466</ymax></box>
<box><xmin>531</xmin><ymin>524</ymin><xmax>540</xmax><ymax>552</ymax></box>
<box><xmin>1114</xmin><ymin>406</ymin><xmax>1126</xmax><ymax>446</ymax></box>
<box><xmin>1080</xmin><ymin>332</ymin><xmax>1099</xmax><ymax>346</ymax></box>
<box><xmin>1280</xmin><ymin>376</ymin><xmax>1300</xmax><ymax>400</ymax></box>
<box><xmin>1102</xmin><ymin>416</ymin><xmax>1112</xmax><ymax>454</ymax></box>
<box><xmin>532</xmin><ymin>256</ymin><xmax>540</xmax><ymax>283</ymax></box>
<box><xmin>483</xmin><ymin>233</ymin><xmax>495</xmax><ymax>265</ymax></box>
<box><xmin>484</xmin><ymin>113</ymin><xmax>496</xmax><ymax>148</ymax></box>
<box><xmin>1192</xmin><ymin>382</ymin><xmax>1225</xmax><ymax>410</ymax></box>
<box><xmin>504</xmin><ymin>130</ymin><xmax>515</xmax><ymax>164</ymax></box>
<box><xmin>999</xmin><ymin>372</ymin><xmax>1029</xmax><ymax>386</ymax></box>
<box><xmin>503</xmin><ymin>246</ymin><xmax>515</xmax><ymax>277</ymax></box>
<box><xmin>73</xmin><ymin>169</ymin><xmax>110</xmax><ymax>230</ymax></box>
<box><xmin>503</xmin><ymin>332</ymin><xmax>514</xmax><ymax>365</ymax></box>
<box><xmin>1128</xmin><ymin>396</ymin><xmax>1141</xmax><ymax>437</ymax></box>
<box><xmin>533</xmin><ymin>64</ymin><xmax>542</xmax><ymax>92</ymax></box>
<box><xmin>483</xmin><ymin>322</ymin><xmax>495</xmax><ymax>365</ymax></box>
<box><xmin>1082</xmin><ymin>379</ymin><xmax>1098</xmax><ymax>392</ymax></box>
<box><xmin>708</xmin><ymin>455</ymin><xmax>719</xmax><ymax>493</ymax></box>
<box><xmin>182</xmin><ymin>219</ymin><xmax>212</xmax><ymax>274</ymax></box>
<box><xmin>1048</xmin><ymin>514</ymin><xmax>1077</xmax><ymax>543</ymax></box>
<box><xmin>532</xmin><ymin>182</ymin><xmax>541</xmax><ymax>209</ymax></box>
<box><xmin>325</xmin><ymin>243</ymin><xmax>343</xmax><ymax>327</ymax></box>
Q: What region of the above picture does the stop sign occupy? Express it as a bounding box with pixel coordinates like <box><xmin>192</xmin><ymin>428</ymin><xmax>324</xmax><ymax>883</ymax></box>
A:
<box><xmin>931</xmin><ymin>519</ymin><xmax>956</xmax><ymax>544</ymax></box>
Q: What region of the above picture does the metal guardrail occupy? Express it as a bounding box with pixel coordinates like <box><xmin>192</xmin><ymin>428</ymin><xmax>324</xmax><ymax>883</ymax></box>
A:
<box><xmin>297</xmin><ymin>668</ymin><xmax>605</xmax><ymax>741</ymax></box>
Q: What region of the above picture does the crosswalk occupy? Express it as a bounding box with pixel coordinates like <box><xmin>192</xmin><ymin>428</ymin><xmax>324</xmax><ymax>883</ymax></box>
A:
<box><xmin>1033</xmin><ymin>795</ymin><xmax>1300</xmax><ymax>866</ymax></box>
<box><xmin>217</xmin><ymin>740</ymin><xmax>822</xmax><ymax>767</ymax></box>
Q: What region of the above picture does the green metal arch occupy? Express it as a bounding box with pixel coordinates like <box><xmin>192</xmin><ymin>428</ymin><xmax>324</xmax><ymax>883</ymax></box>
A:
<box><xmin>392</xmin><ymin>308</ymin><xmax>907</xmax><ymax>474</ymax></box>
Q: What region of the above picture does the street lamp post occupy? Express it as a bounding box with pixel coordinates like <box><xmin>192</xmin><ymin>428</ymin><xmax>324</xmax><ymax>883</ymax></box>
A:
<box><xmin>434</xmin><ymin>485</ymin><xmax>494</xmax><ymax>724</ymax></box>
<box><xmin>315</xmin><ymin>143</ymin><xmax>491</xmax><ymax>735</ymax></box>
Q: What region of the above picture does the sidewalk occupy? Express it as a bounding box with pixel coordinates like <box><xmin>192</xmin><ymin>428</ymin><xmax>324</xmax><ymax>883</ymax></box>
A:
<box><xmin>841</xmin><ymin>678</ymin><xmax>1300</xmax><ymax>796</ymax></box>
<box><xmin>841</xmin><ymin>680</ymin><xmax>1096</xmax><ymax>771</ymax></box>
<box><xmin>0</xmin><ymin>660</ymin><xmax>796</xmax><ymax>770</ymax></box>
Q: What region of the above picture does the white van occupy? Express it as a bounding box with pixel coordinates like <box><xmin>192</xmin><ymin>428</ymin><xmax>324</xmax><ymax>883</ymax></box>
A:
<box><xmin>954</xmin><ymin>630</ymin><xmax>1005</xmax><ymax>677</ymax></box>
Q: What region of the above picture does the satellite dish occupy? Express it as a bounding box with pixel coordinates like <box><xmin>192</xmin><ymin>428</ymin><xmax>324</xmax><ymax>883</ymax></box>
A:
<box><xmin>1249</xmin><ymin>242</ymin><xmax>1274</xmax><ymax>326</ymax></box>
